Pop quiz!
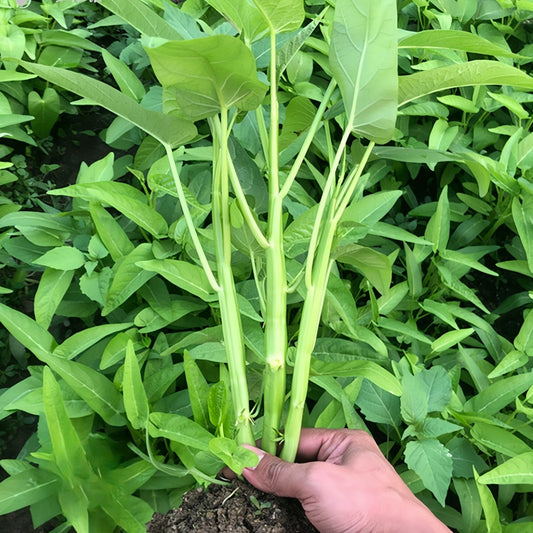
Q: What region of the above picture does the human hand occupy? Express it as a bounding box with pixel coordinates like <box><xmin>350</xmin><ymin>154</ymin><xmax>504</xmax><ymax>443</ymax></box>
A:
<box><xmin>240</xmin><ymin>428</ymin><xmax>451</xmax><ymax>533</ymax></box>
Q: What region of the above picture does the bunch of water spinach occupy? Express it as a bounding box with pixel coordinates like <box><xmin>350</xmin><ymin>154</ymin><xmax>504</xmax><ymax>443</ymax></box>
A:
<box><xmin>3</xmin><ymin>1</ymin><xmax>533</xmax><ymax>525</ymax></box>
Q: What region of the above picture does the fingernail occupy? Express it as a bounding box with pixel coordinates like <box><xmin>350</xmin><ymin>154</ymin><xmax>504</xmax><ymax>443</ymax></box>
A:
<box><xmin>242</xmin><ymin>445</ymin><xmax>264</xmax><ymax>470</ymax></box>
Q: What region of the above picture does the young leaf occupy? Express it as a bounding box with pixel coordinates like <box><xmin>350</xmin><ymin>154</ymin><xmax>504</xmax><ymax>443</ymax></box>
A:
<box><xmin>0</xmin><ymin>303</ymin><xmax>57</xmax><ymax>360</ymax></box>
<box><xmin>137</xmin><ymin>259</ymin><xmax>216</xmax><ymax>301</ymax></box>
<box><xmin>404</xmin><ymin>439</ymin><xmax>453</xmax><ymax>506</ymax></box>
<box><xmin>149</xmin><ymin>412</ymin><xmax>214</xmax><ymax>451</ymax></box>
<box><xmin>18</xmin><ymin>60</ymin><xmax>196</xmax><ymax>148</ymax></box>
<box><xmin>43</xmin><ymin>355</ymin><xmax>126</xmax><ymax>426</ymax></box>
<box><xmin>145</xmin><ymin>36</ymin><xmax>267</xmax><ymax>121</ymax></box>
<box><xmin>0</xmin><ymin>468</ymin><xmax>59</xmax><ymax>515</ymax></box>
<box><xmin>183</xmin><ymin>351</ymin><xmax>210</xmax><ymax>429</ymax></box>
<box><xmin>42</xmin><ymin>367</ymin><xmax>93</xmax><ymax>481</ymax></box>
<box><xmin>34</xmin><ymin>268</ymin><xmax>74</xmax><ymax>329</ymax></box>
<box><xmin>53</xmin><ymin>323</ymin><xmax>134</xmax><ymax>360</ymax></box>
<box><xmin>123</xmin><ymin>340</ymin><xmax>150</xmax><ymax>430</ymax></box>
<box><xmin>50</xmin><ymin>182</ymin><xmax>168</xmax><ymax>238</ymax></box>
<box><xmin>477</xmin><ymin>453</ymin><xmax>533</xmax><ymax>485</ymax></box>
<box><xmin>399</xmin><ymin>60</ymin><xmax>533</xmax><ymax>107</ymax></box>
<box><xmin>464</xmin><ymin>373</ymin><xmax>533</xmax><ymax>416</ymax></box>
<box><xmin>474</xmin><ymin>468</ymin><xmax>502</xmax><ymax>533</ymax></box>
<box><xmin>330</xmin><ymin>0</ymin><xmax>398</xmax><ymax>143</ymax></box>
<box><xmin>209</xmin><ymin>437</ymin><xmax>258</xmax><ymax>476</ymax></box>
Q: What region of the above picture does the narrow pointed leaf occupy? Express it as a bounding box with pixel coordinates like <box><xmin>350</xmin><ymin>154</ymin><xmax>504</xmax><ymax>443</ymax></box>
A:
<box><xmin>123</xmin><ymin>340</ymin><xmax>150</xmax><ymax>430</ymax></box>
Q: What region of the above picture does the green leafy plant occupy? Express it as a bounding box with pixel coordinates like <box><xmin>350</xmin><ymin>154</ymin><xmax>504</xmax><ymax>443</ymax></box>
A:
<box><xmin>0</xmin><ymin>0</ymin><xmax>532</xmax><ymax>531</ymax></box>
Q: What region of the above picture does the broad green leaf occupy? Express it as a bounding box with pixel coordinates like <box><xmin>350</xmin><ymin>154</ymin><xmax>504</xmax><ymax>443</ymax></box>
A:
<box><xmin>404</xmin><ymin>439</ymin><xmax>453</xmax><ymax>506</ymax></box>
<box><xmin>123</xmin><ymin>341</ymin><xmax>150</xmax><ymax>430</ymax></box>
<box><xmin>330</xmin><ymin>0</ymin><xmax>397</xmax><ymax>143</ymax></box>
<box><xmin>0</xmin><ymin>303</ymin><xmax>57</xmax><ymax>360</ymax></box>
<box><xmin>43</xmin><ymin>355</ymin><xmax>126</xmax><ymax>426</ymax></box>
<box><xmin>0</xmin><ymin>468</ymin><xmax>59</xmax><ymax>514</ymax></box>
<box><xmin>399</xmin><ymin>30</ymin><xmax>519</xmax><ymax>57</ymax></box>
<box><xmin>53</xmin><ymin>323</ymin><xmax>134</xmax><ymax>359</ymax></box>
<box><xmin>431</xmin><ymin>328</ymin><xmax>475</xmax><ymax>353</ymax></box>
<box><xmin>34</xmin><ymin>268</ymin><xmax>74</xmax><ymax>329</ymax></box>
<box><xmin>33</xmin><ymin>247</ymin><xmax>86</xmax><ymax>270</ymax></box>
<box><xmin>98</xmin><ymin>0</ymin><xmax>182</xmax><ymax>39</ymax></box>
<box><xmin>137</xmin><ymin>259</ymin><xmax>216</xmax><ymax>301</ymax></box>
<box><xmin>471</xmin><ymin>423</ymin><xmax>531</xmax><ymax>457</ymax></box>
<box><xmin>474</xmin><ymin>469</ymin><xmax>502</xmax><ymax>533</ymax></box>
<box><xmin>342</xmin><ymin>190</ymin><xmax>403</xmax><ymax>226</ymax></box>
<box><xmin>478</xmin><ymin>453</ymin><xmax>533</xmax><ymax>485</ymax></box>
<box><xmin>50</xmin><ymin>182</ymin><xmax>168</xmax><ymax>238</ymax></box>
<box><xmin>310</xmin><ymin>359</ymin><xmax>401</xmax><ymax>396</ymax></box>
<box><xmin>399</xmin><ymin>60</ymin><xmax>533</xmax><ymax>107</ymax></box>
<box><xmin>18</xmin><ymin>60</ymin><xmax>196</xmax><ymax>148</ymax></box>
<box><xmin>102</xmin><ymin>49</ymin><xmax>145</xmax><ymax>102</ymax></box>
<box><xmin>464</xmin><ymin>373</ymin><xmax>533</xmax><ymax>415</ymax></box>
<box><xmin>149</xmin><ymin>412</ymin><xmax>214</xmax><ymax>451</ymax></box>
<box><xmin>183</xmin><ymin>350</ymin><xmax>210</xmax><ymax>428</ymax></box>
<box><xmin>43</xmin><ymin>367</ymin><xmax>93</xmax><ymax>481</ymax></box>
<box><xmin>209</xmin><ymin>437</ymin><xmax>258</xmax><ymax>476</ymax></box>
<box><xmin>145</xmin><ymin>36</ymin><xmax>267</xmax><ymax>121</ymax></box>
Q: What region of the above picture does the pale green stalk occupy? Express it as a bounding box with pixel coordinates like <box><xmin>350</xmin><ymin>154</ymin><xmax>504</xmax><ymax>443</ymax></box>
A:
<box><xmin>210</xmin><ymin>111</ymin><xmax>254</xmax><ymax>445</ymax></box>
<box><xmin>262</xmin><ymin>27</ymin><xmax>288</xmax><ymax>455</ymax></box>
<box><xmin>165</xmin><ymin>144</ymin><xmax>220</xmax><ymax>293</ymax></box>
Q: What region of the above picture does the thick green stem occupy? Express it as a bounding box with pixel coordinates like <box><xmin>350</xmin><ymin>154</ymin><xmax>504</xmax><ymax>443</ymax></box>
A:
<box><xmin>281</xmin><ymin>218</ymin><xmax>336</xmax><ymax>462</ymax></box>
<box><xmin>211</xmin><ymin>112</ymin><xmax>254</xmax><ymax>445</ymax></box>
<box><xmin>262</xmin><ymin>29</ymin><xmax>287</xmax><ymax>455</ymax></box>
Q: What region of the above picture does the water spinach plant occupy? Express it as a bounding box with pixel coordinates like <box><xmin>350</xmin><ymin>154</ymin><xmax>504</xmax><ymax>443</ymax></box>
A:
<box><xmin>1</xmin><ymin>0</ymin><xmax>533</xmax><ymax>531</ymax></box>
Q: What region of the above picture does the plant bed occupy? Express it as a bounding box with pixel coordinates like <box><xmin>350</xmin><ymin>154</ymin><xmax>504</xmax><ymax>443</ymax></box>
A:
<box><xmin>147</xmin><ymin>478</ymin><xmax>317</xmax><ymax>533</ymax></box>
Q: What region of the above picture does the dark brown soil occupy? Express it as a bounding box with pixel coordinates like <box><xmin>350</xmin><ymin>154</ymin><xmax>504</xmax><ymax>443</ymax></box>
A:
<box><xmin>147</xmin><ymin>478</ymin><xmax>319</xmax><ymax>533</ymax></box>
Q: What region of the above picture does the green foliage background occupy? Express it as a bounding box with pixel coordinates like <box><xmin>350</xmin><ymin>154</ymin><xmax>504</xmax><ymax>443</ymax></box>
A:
<box><xmin>0</xmin><ymin>0</ymin><xmax>532</xmax><ymax>531</ymax></box>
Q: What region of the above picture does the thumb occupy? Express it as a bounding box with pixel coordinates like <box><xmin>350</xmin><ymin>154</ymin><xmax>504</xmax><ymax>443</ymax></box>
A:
<box><xmin>241</xmin><ymin>445</ymin><xmax>310</xmax><ymax>500</ymax></box>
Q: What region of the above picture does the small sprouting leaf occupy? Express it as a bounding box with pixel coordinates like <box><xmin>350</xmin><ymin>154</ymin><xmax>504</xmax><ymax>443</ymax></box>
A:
<box><xmin>123</xmin><ymin>340</ymin><xmax>150</xmax><ymax>430</ymax></box>
<box><xmin>209</xmin><ymin>437</ymin><xmax>258</xmax><ymax>476</ymax></box>
<box><xmin>404</xmin><ymin>439</ymin><xmax>453</xmax><ymax>506</ymax></box>
<box><xmin>149</xmin><ymin>412</ymin><xmax>214</xmax><ymax>451</ymax></box>
<box><xmin>330</xmin><ymin>0</ymin><xmax>397</xmax><ymax>143</ymax></box>
<box><xmin>478</xmin><ymin>453</ymin><xmax>533</xmax><ymax>485</ymax></box>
